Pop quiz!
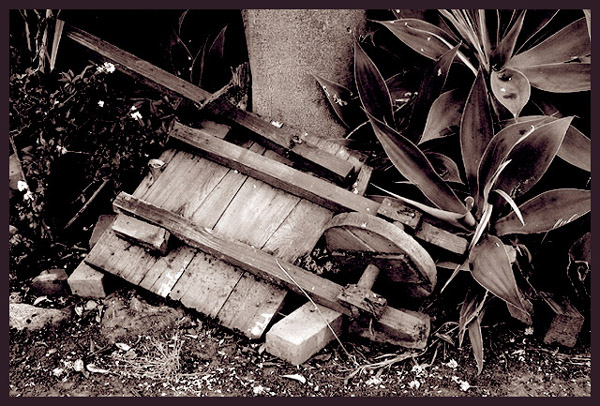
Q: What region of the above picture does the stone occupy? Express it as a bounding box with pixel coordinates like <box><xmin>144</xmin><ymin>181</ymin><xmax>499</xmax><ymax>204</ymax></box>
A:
<box><xmin>9</xmin><ymin>303</ymin><xmax>71</xmax><ymax>331</ymax></box>
<box><xmin>31</xmin><ymin>268</ymin><xmax>69</xmax><ymax>296</ymax></box>
<box><xmin>100</xmin><ymin>294</ymin><xmax>185</xmax><ymax>342</ymax></box>
<box><xmin>265</xmin><ymin>302</ymin><xmax>343</xmax><ymax>365</ymax></box>
<box><xmin>68</xmin><ymin>262</ymin><xmax>107</xmax><ymax>298</ymax></box>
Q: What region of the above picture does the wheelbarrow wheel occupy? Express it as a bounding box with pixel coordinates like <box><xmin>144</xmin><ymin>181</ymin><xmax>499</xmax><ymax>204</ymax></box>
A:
<box><xmin>323</xmin><ymin>212</ymin><xmax>437</xmax><ymax>299</ymax></box>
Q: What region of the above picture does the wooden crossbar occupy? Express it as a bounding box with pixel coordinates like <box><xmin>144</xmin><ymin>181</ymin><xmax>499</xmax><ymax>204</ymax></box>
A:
<box><xmin>62</xmin><ymin>23</ymin><xmax>355</xmax><ymax>184</ymax></box>
<box><xmin>113</xmin><ymin>192</ymin><xmax>430</xmax><ymax>348</ymax></box>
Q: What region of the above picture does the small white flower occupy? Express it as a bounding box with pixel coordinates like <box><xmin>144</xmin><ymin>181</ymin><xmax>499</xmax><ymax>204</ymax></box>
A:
<box><xmin>103</xmin><ymin>62</ymin><xmax>115</xmax><ymax>73</ymax></box>
<box><xmin>130</xmin><ymin>105</ymin><xmax>137</xmax><ymax>111</ymax></box>
<box><xmin>524</xmin><ymin>326</ymin><xmax>534</xmax><ymax>336</ymax></box>
<box><xmin>98</xmin><ymin>100</ymin><xmax>105</xmax><ymax>108</ymax></box>
<box><xmin>131</xmin><ymin>111</ymin><xmax>143</xmax><ymax>121</ymax></box>
<box><xmin>17</xmin><ymin>180</ymin><xmax>29</xmax><ymax>192</ymax></box>
<box><xmin>408</xmin><ymin>380</ymin><xmax>421</xmax><ymax>389</ymax></box>
<box><xmin>365</xmin><ymin>376</ymin><xmax>382</xmax><ymax>386</ymax></box>
<box><xmin>56</xmin><ymin>145</ymin><xmax>68</xmax><ymax>155</ymax></box>
<box><xmin>459</xmin><ymin>381</ymin><xmax>471</xmax><ymax>391</ymax></box>
<box><xmin>446</xmin><ymin>359</ymin><xmax>458</xmax><ymax>369</ymax></box>
<box><xmin>23</xmin><ymin>191</ymin><xmax>34</xmax><ymax>202</ymax></box>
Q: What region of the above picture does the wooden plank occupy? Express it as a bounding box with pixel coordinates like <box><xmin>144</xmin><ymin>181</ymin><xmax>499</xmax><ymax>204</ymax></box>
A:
<box><xmin>84</xmin><ymin>229</ymin><xmax>158</xmax><ymax>287</ymax></box>
<box><xmin>352</xmin><ymin>165</ymin><xmax>373</xmax><ymax>196</ymax></box>
<box><xmin>113</xmin><ymin>192</ymin><xmax>430</xmax><ymax>347</ymax></box>
<box><xmin>134</xmin><ymin>148</ymin><xmax>179</xmax><ymax>200</ymax></box>
<box><xmin>376</xmin><ymin>197</ymin><xmax>421</xmax><ymax>229</ymax></box>
<box><xmin>169</xmin><ymin>122</ymin><xmax>381</xmax><ymax>215</ymax></box>
<box><xmin>169</xmin><ymin>252</ymin><xmax>244</xmax><ymax>318</ymax></box>
<box><xmin>63</xmin><ymin>23</ymin><xmax>354</xmax><ymax>184</ymax></box>
<box><xmin>415</xmin><ymin>221</ymin><xmax>468</xmax><ymax>256</ymax></box>
<box><xmin>216</xmin><ymin>272</ymin><xmax>287</xmax><ymax>340</ymax></box>
<box><xmin>262</xmin><ymin>200</ymin><xmax>333</xmax><ymax>262</ymax></box>
<box><xmin>139</xmin><ymin>246</ymin><xmax>197</xmax><ymax>297</ymax></box>
<box><xmin>214</xmin><ymin>176</ymin><xmax>300</xmax><ymax>248</ymax></box>
<box><xmin>111</xmin><ymin>214</ymin><xmax>170</xmax><ymax>255</ymax></box>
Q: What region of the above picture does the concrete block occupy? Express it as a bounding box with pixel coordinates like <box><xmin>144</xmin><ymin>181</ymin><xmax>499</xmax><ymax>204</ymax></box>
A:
<box><xmin>31</xmin><ymin>268</ymin><xmax>69</xmax><ymax>296</ymax></box>
<box><xmin>68</xmin><ymin>261</ymin><xmax>107</xmax><ymax>298</ymax></box>
<box><xmin>265</xmin><ymin>302</ymin><xmax>343</xmax><ymax>365</ymax></box>
<box><xmin>89</xmin><ymin>214</ymin><xmax>117</xmax><ymax>249</ymax></box>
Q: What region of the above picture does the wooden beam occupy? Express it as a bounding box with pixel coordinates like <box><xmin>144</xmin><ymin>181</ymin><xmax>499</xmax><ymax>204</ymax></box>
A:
<box><xmin>113</xmin><ymin>192</ymin><xmax>430</xmax><ymax>348</ymax></box>
<box><xmin>169</xmin><ymin>122</ymin><xmax>381</xmax><ymax>215</ymax></box>
<box><xmin>62</xmin><ymin>23</ymin><xmax>354</xmax><ymax>184</ymax></box>
<box><xmin>377</xmin><ymin>197</ymin><xmax>422</xmax><ymax>229</ymax></box>
<box><xmin>111</xmin><ymin>214</ymin><xmax>170</xmax><ymax>255</ymax></box>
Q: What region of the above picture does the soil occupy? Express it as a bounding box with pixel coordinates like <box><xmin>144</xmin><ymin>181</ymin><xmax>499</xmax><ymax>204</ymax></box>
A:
<box><xmin>9</xmin><ymin>280</ymin><xmax>591</xmax><ymax>397</ymax></box>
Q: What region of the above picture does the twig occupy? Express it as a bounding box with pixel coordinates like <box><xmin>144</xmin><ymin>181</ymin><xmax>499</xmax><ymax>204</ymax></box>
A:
<box><xmin>275</xmin><ymin>260</ymin><xmax>357</xmax><ymax>365</ymax></box>
<box><xmin>63</xmin><ymin>178</ymin><xmax>110</xmax><ymax>230</ymax></box>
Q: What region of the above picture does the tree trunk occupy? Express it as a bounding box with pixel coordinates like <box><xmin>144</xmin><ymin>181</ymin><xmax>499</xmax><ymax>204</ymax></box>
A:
<box><xmin>242</xmin><ymin>9</ymin><xmax>365</xmax><ymax>139</ymax></box>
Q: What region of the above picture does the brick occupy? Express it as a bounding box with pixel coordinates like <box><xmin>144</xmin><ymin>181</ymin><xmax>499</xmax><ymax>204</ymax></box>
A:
<box><xmin>31</xmin><ymin>269</ymin><xmax>69</xmax><ymax>296</ymax></box>
<box><xmin>265</xmin><ymin>302</ymin><xmax>343</xmax><ymax>365</ymax></box>
<box><xmin>89</xmin><ymin>214</ymin><xmax>117</xmax><ymax>249</ymax></box>
<box><xmin>68</xmin><ymin>262</ymin><xmax>107</xmax><ymax>298</ymax></box>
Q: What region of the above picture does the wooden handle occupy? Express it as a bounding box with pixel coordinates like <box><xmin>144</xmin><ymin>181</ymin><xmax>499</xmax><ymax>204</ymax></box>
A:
<box><xmin>357</xmin><ymin>264</ymin><xmax>380</xmax><ymax>289</ymax></box>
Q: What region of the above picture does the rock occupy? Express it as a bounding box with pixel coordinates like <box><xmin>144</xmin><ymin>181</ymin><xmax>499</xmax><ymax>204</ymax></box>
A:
<box><xmin>31</xmin><ymin>269</ymin><xmax>69</xmax><ymax>296</ymax></box>
<box><xmin>100</xmin><ymin>294</ymin><xmax>184</xmax><ymax>342</ymax></box>
<box><xmin>9</xmin><ymin>303</ymin><xmax>71</xmax><ymax>331</ymax></box>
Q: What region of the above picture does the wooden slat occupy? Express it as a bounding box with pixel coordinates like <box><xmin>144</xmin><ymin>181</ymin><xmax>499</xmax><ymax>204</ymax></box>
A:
<box><xmin>169</xmin><ymin>122</ymin><xmax>381</xmax><ymax>215</ymax></box>
<box><xmin>169</xmin><ymin>252</ymin><xmax>243</xmax><ymax>318</ymax></box>
<box><xmin>216</xmin><ymin>272</ymin><xmax>287</xmax><ymax>340</ymax></box>
<box><xmin>111</xmin><ymin>214</ymin><xmax>170</xmax><ymax>255</ymax></box>
<box><xmin>113</xmin><ymin>192</ymin><xmax>430</xmax><ymax>347</ymax></box>
<box><xmin>139</xmin><ymin>245</ymin><xmax>197</xmax><ymax>297</ymax></box>
<box><xmin>376</xmin><ymin>197</ymin><xmax>422</xmax><ymax>229</ymax></box>
<box><xmin>63</xmin><ymin>23</ymin><xmax>354</xmax><ymax>184</ymax></box>
<box><xmin>415</xmin><ymin>221</ymin><xmax>468</xmax><ymax>256</ymax></box>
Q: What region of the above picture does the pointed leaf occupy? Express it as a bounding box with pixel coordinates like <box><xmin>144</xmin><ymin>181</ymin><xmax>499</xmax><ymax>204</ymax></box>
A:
<box><xmin>367</xmin><ymin>114</ymin><xmax>468</xmax><ymax>215</ymax></box>
<box><xmin>490</xmin><ymin>68</ymin><xmax>530</xmax><ymax>118</ymax></box>
<box><xmin>469</xmin><ymin>235</ymin><xmax>527</xmax><ymax>311</ymax></box>
<box><xmin>458</xmin><ymin>289</ymin><xmax>486</xmax><ymax>348</ymax></box>
<box><xmin>583</xmin><ymin>10</ymin><xmax>591</xmax><ymax>39</ymax></box>
<box><xmin>507</xmin><ymin>300</ymin><xmax>533</xmax><ymax>325</ymax></box>
<box><xmin>407</xmin><ymin>45</ymin><xmax>460</xmax><ymax>142</ymax></box>
<box><xmin>313</xmin><ymin>74</ymin><xmax>362</xmax><ymax>129</ymax></box>
<box><xmin>569</xmin><ymin>231</ymin><xmax>591</xmax><ymax>266</ymax></box>
<box><xmin>468</xmin><ymin>317</ymin><xmax>484</xmax><ymax>375</ymax></box>
<box><xmin>460</xmin><ymin>70</ymin><xmax>494</xmax><ymax>201</ymax></box>
<box><xmin>354</xmin><ymin>41</ymin><xmax>395</xmax><ymax>127</ymax></box>
<box><xmin>491</xmin><ymin>10</ymin><xmax>525</xmax><ymax>69</ymax></box>
<box><xmin>514</xmin><ymin>10</ymin><xmax>559</xmax><ymax>54</ymax></box>
<box><xmin>379</xmin><ymin>19</ymin><xmax>459</xmax><ymax>61</ymax></box>
<box><xmin>420</xmin><ymin>89</ymin><xmax>465</xmax><ymax>144</ymax></box>
<box><xmin>425</xmin><ymin>152</ymin><xmax>463</xmax><ymax>183</ymax></box>
<box><xmin>49</xmin><ymin>19</ymin><xmax>64</xmax><ymax>72</ymax></box>
<box><xmin>385</xmin><ymin>72</ymin><xmax>417</xmax><ymax>104</ymax></box>
<box><xmin>372</xmin><ymin>185</ymin><xmax>475</xmax><ymax>230</ymax></box>
<box><xmin>517</xmin><ymin>63</ymin><xmax>591</xmax><ymax>93</ymax></box>
<box><xmin>502</xmin><ymin>115</ymin><xmax>590</xmax><ymax>172</ymax></box>
<box><xmin>494</xmin><ymin>189</ymin><xmax>591</xmax><ymax>236</ymax></box>
<box><xmin>492</xmin><ymin>189</ymin><xmax>524</xmax><ymax>226</ymax></box>
<box><xmin>478</xmin><ymin>120</ymin><xmax>542</xmax><ymax>199</ymax></box>
<box><xmin>509</xmin><ymin>18</ymin><xmax>590</xmax><ymax>68</ymax></box>
<box><xmin>495</xmin><ymin>117</ymin><xmax>573</xmax><ymax>198</ymax></box>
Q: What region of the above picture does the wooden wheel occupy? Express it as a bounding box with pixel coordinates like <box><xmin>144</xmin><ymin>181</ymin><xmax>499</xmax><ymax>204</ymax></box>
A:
<box><xmin>323</xmin><ymin>212</ymin><xmax>437</xmax><ymax>298</ymax></box>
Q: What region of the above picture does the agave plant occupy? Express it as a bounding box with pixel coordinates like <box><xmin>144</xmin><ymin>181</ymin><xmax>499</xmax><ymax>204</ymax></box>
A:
<box><xmin>316</xmin><ymin>9</ymin><xmax>591</xmax><ymax>374</ymax></box>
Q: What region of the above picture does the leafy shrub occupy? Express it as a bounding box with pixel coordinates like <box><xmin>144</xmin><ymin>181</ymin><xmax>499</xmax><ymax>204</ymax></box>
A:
<box><xmin>317</xmin><ymin>9</ymin><xmax>591</xmax><ymax>373</ymax></box>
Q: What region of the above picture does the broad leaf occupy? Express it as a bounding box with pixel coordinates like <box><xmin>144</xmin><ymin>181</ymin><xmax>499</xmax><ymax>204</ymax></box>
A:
<box><xmin>494</xmin><ymin>117</ymin><xmax>573</xmax><ymax>199</ymax></box>
<box><xmin>507</xmin><ymin>300</ymin><xmax>533</xmax><ymax>325</ymax></box>
<box><xmin>407</xmin><ymin>45</ymin><xmax>460</xmax><ymax>142</ymax></box>
<box><xmin>491</xmin><ymin>10</ymin><xmax>525</xmax><ymax>69</ymax></box>
<box><xmin>367</xmin><ymin>115</ymin><xmax>469</xmax><ymax>215</ymax></box>
<box><xmin>425</xmin><ymin>152</ymin><xmax>463</xmax><ymax>183</ymax></box>
<box><xmin>494</xmin><ymin>189</ymin><xmax>591</xmax><ymax>236</ymax></box>
<box><xmin>379</xmin><ymin>19</ymin><xmax>459</xmax><ymax>61</ymax></box>
<box><xmin>517</xmin><ymin>63</ymin><xmax>591</xmax><ymax>93</ymax></box>
<box><xmin>469</xmin><ymin>235</ymin><xmax>527</xmax><ymax>311</ymax></box>
<box><xmin>509</xmin><ymin>18</ymin><xmax>590</xmax><ymax>68</ymax></box>
<box><xmin>468</xmin><ymin>316</ymin><xmax>484</xmax><ymax>375</ymax></box>
<box><xmin>313</xmin><ymin>74</ymin><xmax>362</xmax><ymax>129</ymax></box>
<box><xmin>420</xmin><ymin>89</ymin><xmax>465</xmax><ymax>144</ymax></box>
<box><xmin>569</xmin><ymin>231</ymin><xmax>591</xmax><ymax>267</ymax></box>
<box><xmin>504</xmin><ymin>115</ymin><xmax>591</xmax><ymax>172</ymax></box>
<box><xmin>460</xmin><ymin>70</ymin><xmax>493</xmax><ymax>203</ymax></box>
<box><xmin>354</xmin><ymin>41</ymin><xmax>395</xmax><ymax>127</ymax></box>
<box><xmin>490</xmin><ymin>68</ymin><xmax>530</xmax><ymax>118</ymax></box>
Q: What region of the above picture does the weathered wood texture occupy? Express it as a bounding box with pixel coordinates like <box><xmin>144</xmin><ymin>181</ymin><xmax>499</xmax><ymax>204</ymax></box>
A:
<box><xmin>113</xmin><ymin>192</ymin><xmax>430</xmax><ymax>348</ymax></box>
<box><xmin>111</xmin><ymin>214</ymin><xmax>170</xmax><ymax>255</ymax></box>
<box><xmin>169</xmin><ymin>122</ymin><xmax>380</xmax><ymax>215</ymax></box>
<box><xmin>63</xmin><ymin>23</ymin><xmax>355</xmax><ymax>184</ymax></box>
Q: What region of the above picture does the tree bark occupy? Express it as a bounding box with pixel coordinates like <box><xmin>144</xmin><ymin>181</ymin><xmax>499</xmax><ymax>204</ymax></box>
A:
<box><xmin>242</xmin><ymin>9</ymin><xmax>365</xmax><ymax>139</ymax></box>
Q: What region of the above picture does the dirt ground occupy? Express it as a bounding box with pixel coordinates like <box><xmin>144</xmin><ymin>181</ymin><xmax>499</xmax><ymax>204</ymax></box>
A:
<box><xmin>9</xmin><ymin>279</ymin><xmax>591</xmax><ymax>398</ymax></box>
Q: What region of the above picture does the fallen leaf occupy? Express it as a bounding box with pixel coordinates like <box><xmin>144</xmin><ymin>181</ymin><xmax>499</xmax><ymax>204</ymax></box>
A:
<box><xmin>33</xmin><ymin>296</ymin><xmax>49</xmax><ymax>306</ymax></box>
<box><xmin>281</xmin><ymin>374</ymin><xmax>306</xmax><ymax>384</ymax></box>
<box><xmin>115</xmin><ymin>343</ymin><xmax>131</xmax><ymax>352</ymax></box>
<box><xmin>86</xmin><ymin>364</ymin><xmax>111</xmax><ymax>374</ymax></box>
